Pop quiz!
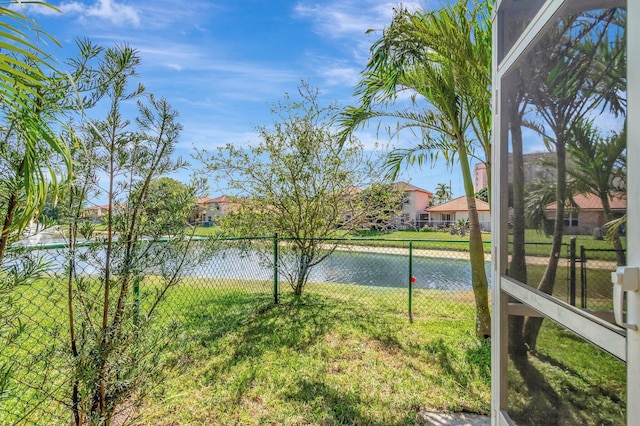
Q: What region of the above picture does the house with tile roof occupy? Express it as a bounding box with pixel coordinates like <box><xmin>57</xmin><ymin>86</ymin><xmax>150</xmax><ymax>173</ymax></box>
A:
<box><xmin>425</xmin><ymin>196</ymin><xmax>491</xmax><ymax>231</ymax></box>
<box><xmin>196</xmin><ymin>195</ymin><xmax>234</xmax><ymax>225</ymax></box>
<box><xmin>82</xmin><ymin>204</ymin><xmax>111</xmax><ymax>222</ymax></box>
<box><xmin>544</xmin><ymin>193</ymin><xmax>626</xmax><ymax>235</ymax></box>
<box><xmin>392</xmin><ymin>182</ymin><xmax>434</xmax><ymax>229</ymax></box>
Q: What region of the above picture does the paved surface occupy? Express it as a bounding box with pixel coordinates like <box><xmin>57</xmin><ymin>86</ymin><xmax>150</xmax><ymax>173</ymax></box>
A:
<box><xmin>417</xmin><ymin>411</ymin><xmax>491</xmax><ymax>426</ymax></box>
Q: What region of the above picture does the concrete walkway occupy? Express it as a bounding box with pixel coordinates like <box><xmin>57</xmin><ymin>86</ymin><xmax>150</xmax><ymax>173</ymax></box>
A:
<box><xmin>417</xmin><ymin>411</ymin><xmax>490</xmax><ymax>425</ymax></box>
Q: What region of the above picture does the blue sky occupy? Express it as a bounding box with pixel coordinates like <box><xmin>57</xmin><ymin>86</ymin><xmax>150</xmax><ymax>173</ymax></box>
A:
<box><xmin>24</xmin><ymin>0</ymin><xmax>468</xmax><ymax>198</ymax></box>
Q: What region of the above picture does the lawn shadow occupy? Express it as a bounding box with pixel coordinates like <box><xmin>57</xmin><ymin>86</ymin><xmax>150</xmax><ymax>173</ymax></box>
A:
<box><xmin>422</xmin><ymin>337</ymin><xmax>491</xmax><ymax>413</ymax></box>
<box><xmin>284</xmin><ymin>378</ymin><xmax>420</xmax><ymax>426</ymax></box>
<box><xmin>176</xmin><ymin>292</ymin><xmax>356</xmax><ymax>382</ymax></box>
<box><xmin>160</xmin><ymin>292</ymin><xmax>489</xmax><ymax>426</ymax></box>
<box><xmin>509</xmin><ymin>350</ymin><xmax>624</xmax><ymax>426</ymax></box>
<box><xmin>533</xmin><ymin>350</ymin><xmax>623</xmax><ymax>406</ymax></box>
<box><xmin>509</xmin><ymin>353</ymin><xmax>575</xmax><ymax>425</ymax></box>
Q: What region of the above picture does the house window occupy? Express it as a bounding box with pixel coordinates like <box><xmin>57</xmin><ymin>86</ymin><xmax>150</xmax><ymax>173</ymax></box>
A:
<box><xmin>402</xmin><ymin>194</ymin><xmax>410</xmax><ymax>204</ymax></box>
<box><xmin>564</xmin><ymin>212</ymin><xmax>578</xmax><ymax>227</ymax></box>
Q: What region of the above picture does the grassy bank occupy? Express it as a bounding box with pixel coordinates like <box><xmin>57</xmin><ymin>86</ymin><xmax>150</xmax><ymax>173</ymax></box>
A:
<box><xmin>139</xmin><ymin>282</ymin><xmax>624</xmax><ymax>426</ymax></box>
<box><xmin>2</xmin><ymin>277</ymin><xmax>489</xmax><ymax>425</ymax></box>
<box><xmin>508</xmin><ymin>320</ymin><xmax>625</xmax><ymax>425</ymax></box>
<box><xmin>138</xmin><ymin>287</ymin><xmax>489</xmax><ymax>425</ymax></box>
<box><xmin>2</xmin><ymin>274</ymin><xmax>625</xmax><ymax>425</ymax></box>
<box><xmin>191</xmin><ymin>227</ymin><xmax>624</xmax><ymax>260</ymax></box>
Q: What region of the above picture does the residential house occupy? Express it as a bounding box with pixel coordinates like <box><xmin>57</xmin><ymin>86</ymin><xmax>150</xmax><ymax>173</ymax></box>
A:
<box><xmin>425</xmin><ymin>196</ymin><xmax>491</xmax><ymax>231</ymax></box>
<box><xmin>393</xmin><ymin>182</ymin><xmax>434</xmax><ymax>229</ymax></box>
<box><xmin>82</xmin><ymin>204</ymin><xmax>111</xmax><ymax>222</ymax></box>
<box><xmin>544</xmin><ymin>193</ymin><xmax>626</xmax><ymax>235</ymax></box>
<box><xmin>196</xmin><ymin>195</ymin><xmax>233</xmax><ymax>225</ymax></box>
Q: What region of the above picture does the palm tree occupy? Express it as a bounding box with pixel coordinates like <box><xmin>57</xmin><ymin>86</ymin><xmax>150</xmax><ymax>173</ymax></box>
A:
<box><xmin>434</xmin><ymin>182</ymin><xmax>452</xmax><ymax>204</ymax></box>
<box><xmin>0</xmin><ymin>0</ymin><xmax>72</xmax><ymax>411</ymax></box>
<box><xmin>515</xmin><ymin>8</ymin><xmax>625</xmax><ymax>349</ymax></box>
<box><xmin>567</xmin><ymin>120</ymin><xmax>626</xmax><ymax>265</ymax></box>
<box><xmin>339</xmin><ymin>0</ymin><xmax>492</xmax><ymax>337</ymax></box>
<box><xmin>0</xmin><ymin>2</ymin><xmax>69</xmax><ymax>263</ymax></box>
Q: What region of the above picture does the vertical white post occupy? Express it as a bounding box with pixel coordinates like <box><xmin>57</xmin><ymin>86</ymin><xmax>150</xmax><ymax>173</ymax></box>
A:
<box><xmin>491</xmin><ymin>1</ymin><xmax>508</xmax><ymax>423</ymax></box>
<box><xmin>626</xmin><ymin>2</ymin><xmax>639</xmax><ymax>425</ymax></box>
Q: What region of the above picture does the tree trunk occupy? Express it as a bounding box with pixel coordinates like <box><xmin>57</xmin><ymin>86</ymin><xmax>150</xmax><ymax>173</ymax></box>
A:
<box><xmin>0</xmin><ymin>159</ymin><xmax>25</xmax><ymax>267</ymax></box>
<box><xmin>294</xmin><ymin>251</ymin><xmax>312</xmax><ymax>296</ymax></box>
<box><xmin>457</xmin><ymin>137</ymin><xmax>491</xmax><ymax>338</ymax></box>
<box><xmin>508</xmin><ymin>101</ymin><xmax>528</xmax><ymax>356</ymax></box>
<box><xmin>524</xmin><ymin>135</ymin><xmax>567</xmax><ymax>350</ymax></box>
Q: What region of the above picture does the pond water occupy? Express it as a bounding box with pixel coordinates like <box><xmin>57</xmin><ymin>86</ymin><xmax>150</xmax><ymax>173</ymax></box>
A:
<box><xmin>194</xmin><ymin>248</ymin><xmax>489</xmax><ymax>291</ymax></box>
<box><xmin>27</xmin><ymin>245</ymin><xmax>490</xmax><ymax>292</ymax></box>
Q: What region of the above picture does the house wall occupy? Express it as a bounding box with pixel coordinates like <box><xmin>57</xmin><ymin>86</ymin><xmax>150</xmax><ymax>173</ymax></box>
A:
<box><xmin>200</xmin><ymin>203</ymin><xmax>227</xmax><ymax>224</ymax></box>
<box><xmin>479</xmin><ymin>211</ymin><xmax>491</xmax><ymax>231</ymax></box>
<box><xmin>456</xmin><ymin>211</ymin><xmax>469</xmax><ymax>221</ymax></box>
<box><xmin>580</xmin><ymin>211</ymin><xmax>603</xmax><ymax>230</ymax></box>
<box><xmin>401</xmin><ymin>191</ymin><xmax>432</xmax><ymax>227</ymax></box>
<box><xmin>83</xmin><ymin>207</ymin><xmax>105</xmax><ymax>222</ymax></box>
<box><xmin>428</xmin><ymin>210</ymin><xmax>491</xmax><ymax>231</ymax></box>
<box><xmin>547</xmin><ymin>210</ymin><xmax>627</xmax><ymax>235</ymax></box>
<box><xmin>563</xmin><ymin>211</ymin><xmax>603</xmax><ymax>235</ymax></box>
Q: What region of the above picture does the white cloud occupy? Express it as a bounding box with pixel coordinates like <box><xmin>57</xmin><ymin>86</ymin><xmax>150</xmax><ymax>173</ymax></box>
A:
<box><xmin>133</xmin><ymin>40</ymin><xmax>298</xmax><ymax>88</ymax></box>
<box><xmin>294</xmin><ymin>1</ymin><xmax>421</xmax><ymax>40</ymax></box>
<box><xmin>293</xmin><ymin>0</ymin><xmax>424</xmax><ymax>86</ymax></box>
<box><xmin>180</xmin><ymin>122</ymin><xmax>261</xmax><ymax>150</ymax></box>
<box><xmin>58</xmin><ymin>0</ymin><xmax>140</xmax><ymax>26</ymax></box>
<box><xmin>130</xmin><ymin>1</ymin><xmax>218</xmax><ymax>31</ymax></box>
<box><xmin>13</xmin><ymin>2</ymin><xmax>61</xmax><ymax>16</ymax></box>
<box><xmin>318</xmin><ymin>64</ymin><xmax>361</xmax><ymax>87</ymax></box>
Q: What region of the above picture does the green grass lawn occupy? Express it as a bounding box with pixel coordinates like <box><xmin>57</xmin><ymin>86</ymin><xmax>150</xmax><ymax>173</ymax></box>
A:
<box><xmin>138</xmin><ymin>281</ymin><xmax>624</xmax><ymax>426</ymax></box>
<box><xmin>352</xmin><ymin>229</ymin><xmax>491</xmax><ymax>242</ymax></box>
<box><xmin>2</xmin><ymin>275</ymin><xmax>625</xmax><ymax>425</ymax></box>
<box><xmin>506</xmin><ymin>230</ymin><xmax>626</xmax><ymax>261</ymax></box>
<box><xmin>192</xmin><ymin>225</ymin><xmax>222</xmax><ymax>236</ymax></box>
<box><xmin>137</xmin><ymin>285</ymin><xmax>490</xmax><ymax>425</ymax></box>
<box><xmin>239</xmin><ymin>228</ymin><xmax>620</xmax><ymax>259</ymax></box>
<box><xmin>508</xmin><ymin>320</ymin><xmax>626</xmax><ymax>426</ymax></box>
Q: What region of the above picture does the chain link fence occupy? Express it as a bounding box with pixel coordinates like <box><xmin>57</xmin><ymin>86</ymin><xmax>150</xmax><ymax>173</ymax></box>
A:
<box><xmin>578</xmin><ymin>247</ymin><xmax>621</xmax><ymax>312</ymax></box>
<box><xmin>511</xmin><ymin>240</ymin><xmax>622</xmax><ymax>315</ymax></box>
<box><xmin>0</xmin><ymin>236</ymin><xmax>487</xmax><ymax>424</ymax></box>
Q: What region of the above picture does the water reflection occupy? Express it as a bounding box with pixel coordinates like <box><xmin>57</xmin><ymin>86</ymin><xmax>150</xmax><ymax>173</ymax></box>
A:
<box><xmin>30</xmin><ymin>245</ymin><xmax>489</xmax><ymax>291</ymax></box>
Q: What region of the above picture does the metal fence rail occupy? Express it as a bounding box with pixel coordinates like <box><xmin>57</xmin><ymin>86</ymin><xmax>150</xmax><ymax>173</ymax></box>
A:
<box><xmin>0</xmin><ymin>236</ymin><xmax>487</xmax><ymax>425</ymax></box>
<box><xmin>578</xmin><ymin>246</ymin><xmax>621</xmax><ymax>311</ymax></box>
<box><xmin>509</xmin><ymin>239</ymin><xmax>622</xmax><ymax>313</ymax></box>
<box><xmin>0</xmin><ymin>233</ymin><xmax>625</xmax><ymax>424</ymax></box>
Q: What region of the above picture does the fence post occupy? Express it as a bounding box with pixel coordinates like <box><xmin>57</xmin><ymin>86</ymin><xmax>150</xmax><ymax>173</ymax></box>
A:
<box><xmin>408</xmin><ymin>240</ymin><xmax>413</xmax><ymax>323</ymax></box>
<box><xmin>273</xmin><ymin>233</ymin><xmax>279</xmax><ymax>304</ymax></box>
<box><xmin>580</xmin><ymin>245</ymin><xmax>587</xmax><ymax>309</ymax></box>
<box><xmin>134</xmin><ymin>277</ymin><xmax>140</xmax><ymax>324</ymax></box>
<box><xmin>569</xmin><ymin>237</ymin><xmax>576</xmax><ymax>306</ymax></box>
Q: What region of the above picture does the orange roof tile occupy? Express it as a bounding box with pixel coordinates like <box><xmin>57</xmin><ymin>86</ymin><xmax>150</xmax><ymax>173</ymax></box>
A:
<box><xmin>197</xmin><ymin>195</ymin><xmax>231</xmax><ymax>204</ymax></box>
<box><xmin>426</xmin><ymin>195</ymin><xmax>490</xmax><ymax>212</ymax></box>
<box><xmin>85</xmin><ymin>204</ymin><xmax>110</xmax><ymax>211</ymax></box>
<box><xmin>545</xmin><ymin>193</ymin><xmax>626</xmax><ymax>211</ymax></box>
<box><xmin>393</xmin><ymin>181</ymin><xmax>433</xmax><ymax>196</ymax></box>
